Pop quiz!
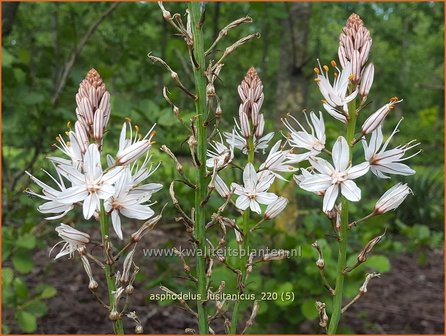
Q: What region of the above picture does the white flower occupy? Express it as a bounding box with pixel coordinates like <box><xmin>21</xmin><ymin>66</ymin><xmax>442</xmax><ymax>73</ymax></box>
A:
<box><xmin>26</xmin><ymin>166</ymin><xmax>73</xmax><ymax>220</ymax></box>
<box><xmin>315</xmin><ymin>60</ymin><xmax>358</xmax><ymax>122</ymax></box>
<box><xmin>224</xmin><ymin>120</ymin><xmax>274</xmax><ymax>155</ymax></box>
<box><xmin>115</xmin><ymin>121</ymin><xmax>156</xmax><ymax>166</ymax></box>
<box><xmin>49</xmin><ymin>130</ymin><xmax>86</xmax><ymax>170</ymax></box>
<box><xmin>206</xmin><ymin>133</ymin><xmax>234</xmax><ymax>169</ymax></box>
<box><xmin>231</xmin><ymin>163</ymin><xmax>278</xmax><ymax>214</ymax></box>
<box><xmin>50</xmin><ymin>224</ymin><xmax>90</xmax><ymax>259</ymax></box>
<box><xmin>264</xmin><ymin>197</ymin><xmax>288</xmax><ymax>219</ymax></box>
<box><xmin>362</xmin><ymin>121</ymin><xmax>419</xmax><ymax>179</ymax></box>
<box><xmin>56</xmin><ymin>144</ymin><xmax>123</xmax><ymax>219</ymax></box>
<box><xmin>299</xmin><ymin>136</ymin><xmax>369</xmax><ymax>212</ymax></box>
<box><xmin>259</xmin><ymin>140</ymin><xmax>298</xmax><ymax>180</ymax></box>
<box><xmin>361</xmin><ymin>98</ymin><xmax>403</xmax><ymax>135</ymax></box>
<box><xmin>104</xmin><ymin>166</ymin><xmax>161</xmax><ymax>240</ymax></box>
<box><xmin>283</xmin><ymin>111</ymin><xmax>326</xmax><ymax>160</ymax></box>
<box><xmin>374</xmin><ymin>183</ymin><xmax>412</xmax><ymax>214</ymax></box>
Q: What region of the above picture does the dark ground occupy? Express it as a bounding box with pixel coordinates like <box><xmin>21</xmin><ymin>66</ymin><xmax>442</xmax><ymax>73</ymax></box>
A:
<box><xmin>3</xmin><ymin>225</ymin><xmax>444</xmax><ymax>334</ymax></box>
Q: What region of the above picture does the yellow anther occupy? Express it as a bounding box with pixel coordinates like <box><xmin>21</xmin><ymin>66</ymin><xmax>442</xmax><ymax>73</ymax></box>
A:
<box><xmin>135</xmin><ymin>125</ymin><xmax>140</xmax><ymax>133</ymax></box>
<box><xmin>124</xmin><ymin>117</ymin><xmax>132</xmax><ymax>123</ymax></box>
<box><xmin>150</xmin><ymin>130</ymin><xmax>157</xmax><ymax>138</ymax></box>
<box><xmin>313</xmin><ymin>67</ymin><xmax>320</xmax><ymax>74</ymax></box>
<box><xmin>55</xmin><ymin>136</ymin><xmax>61</xmax><ymax>142</ymax></box>
<box><xmin>334</xmin><ymin>72</ymin><xmax>339</xmax><ymax>78</ymax></box>
<box><xmin>314</xmin><ymin>78</ymin><xmax>321</xmax><ymax>83</ymax></box>
<box><xmin>321</xmin><ymin>99</ymin><xmax>327</xmax><ymax>104</ymax></box>
<box><xmin>65</xmin><ymin>131</ymin><xmax>70</xmax><ymax>136</ymax></box>
<box><xmin>323</xmin><ymin>65</ymin><xmax>329</xmax><ymax>72</ymax></box>
<box><xmin>348</xmin><ymin>74</ymin><xmax>356</xmax><ymax>81</ymax></box>
<box><xmin>331</xmin><ymin>60</ymin><xmax>337</xmax><ymax>67</ymax></box>
<box><xmin>67</xmin><ymin>121</ymin><xmax>71</xmax><ymax>129</ymax></box>
<box><xmin>390</xmin><ymin>96</ymin><xmax>399</xmax><ymax>102</ymax></box>
<box><xmin>138</xmin><ymin>134</ymin><xmax>142</xmax><ymax>140</ymax></box>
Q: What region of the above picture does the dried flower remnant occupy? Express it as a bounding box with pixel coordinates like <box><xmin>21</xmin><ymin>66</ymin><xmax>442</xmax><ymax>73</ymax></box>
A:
<box><xmin>50</xmin><ymin>224</ymin><xmax>90</xmax><ymax>259</ymax></box>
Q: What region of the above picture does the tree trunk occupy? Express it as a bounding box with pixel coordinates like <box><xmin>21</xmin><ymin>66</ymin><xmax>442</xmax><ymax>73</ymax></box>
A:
<box><xmin>274</xmin><ymin>2</ymin><xmax>312</xmax><ymax>232</ymax></box>
<box><xmin>275</xmin><ymin>2</ymin><xmax>311</xmax><ymax>123</ymax></box>
<box><xmin>2</xmin><ymin>3</ymin><xmax>20</xmax><ymax>37</ymax></box>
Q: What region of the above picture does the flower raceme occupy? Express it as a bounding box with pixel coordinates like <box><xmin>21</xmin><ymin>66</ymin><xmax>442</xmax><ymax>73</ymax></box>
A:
<box><xmin>298</xmin><ymin>137</ymin><xmax>369</xmax><ymax>212</ymax></box>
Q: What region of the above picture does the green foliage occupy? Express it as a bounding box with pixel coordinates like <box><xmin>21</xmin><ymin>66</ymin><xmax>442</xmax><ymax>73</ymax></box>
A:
<box><xmin>2</xmin><ymin>1</ymin><xmax>443</xmax><ymax>333</ymax></box>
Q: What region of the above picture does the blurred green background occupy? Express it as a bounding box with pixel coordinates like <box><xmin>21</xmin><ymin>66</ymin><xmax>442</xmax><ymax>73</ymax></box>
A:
<box><xmin>2</xmin><ymin>2</ymin><xmax>444</xmax><ymax>334</ymax></box>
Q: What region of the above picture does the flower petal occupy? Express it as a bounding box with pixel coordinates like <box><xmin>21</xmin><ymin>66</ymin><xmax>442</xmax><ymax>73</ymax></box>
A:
<box><xmin>235</xmin><ymin>195</ymin><xmax>250</xmax><ymax>210</ymax></box>
<box><xmin>332</xmin><ymin>136</ymin><xmax>349</xmax><ymax>172</ymax></box>
<box><xmin>111</xmin><ymin>210</ymin><xmax>123</xmax><ymax>240</ymax></box>
<box><xmin>323</xmin><ymin>184</ymin><xmax>339</xmax><ymax>212</ymax></box>
<box><xmin>341</xmin><ymin>180</ymin><xmax>361</xmax><ymax>202</ymax></box>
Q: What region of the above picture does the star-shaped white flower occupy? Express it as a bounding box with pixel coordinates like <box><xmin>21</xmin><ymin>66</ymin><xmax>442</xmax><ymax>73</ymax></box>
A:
<box><xmin>315</xmin><ymin>61</ymin><xmax>358</xmax><ymax>123</ymax></box>
<box><xmin>206</xmin><ymin>133</ymin><xmax>234</xmax><ymax>169</ymax></box>
<box><xmin>362</xmin><ymin>121</ymin><xmax>420</xmax><ymax>179</ymax></box>
<box><xmin>26</xmin><ymin>164</ymin><xmax>73</xmax><ymax>220</ymax></box>
<box><xmin>231</xmin><ymin>163</ymin><xmax>278</xmax><ymax>214</ymax></box>
<box><xmin>56</xmin><ymin>144</ymin><xmax>123</xmax><ymax>219</ymax></box>
<box><xmin>259</xmin><ymin>140</ymin><xmax>298</xmax><ymax>180</ymax></box>
<box><xmin>104</xmin><ymin>166</ymin><xmax>162</xmax><ymax>240</ymax></box>
<box><xmin>299</xmin><ymin>136</ymin><xmax>369</xmax><ymax>212</ymax></box>
<box><xmin>283</xmin><ymin>111</ymin><xmax>326</xmax><ymax>161</ymax></box>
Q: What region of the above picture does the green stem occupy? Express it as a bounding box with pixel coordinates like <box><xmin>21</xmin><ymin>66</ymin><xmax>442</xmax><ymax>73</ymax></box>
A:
<box><xmin>188</xmin><ymin>3</ymin><xmax>209</xmax><ymax>334</ymax></box>
<box><xmin>327</xmin><ymin>96</ymin><xmax>357</xmax><ymax>334</ymax></box>
<box><xmin>99</xmin><ymin>201</ymin><xmax>124</xmax><ymax>335</ymax></box>
<box><xmin>230</xmin><ymin>135</ymin><xmax>255</xmax><ymax>334</ymax></box>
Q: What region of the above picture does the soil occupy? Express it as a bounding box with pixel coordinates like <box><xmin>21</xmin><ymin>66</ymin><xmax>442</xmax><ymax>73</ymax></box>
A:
<box><xmin>3</xmin><ymin>225</ymin><xmax>444</xmax><ymax>334</ymax></box>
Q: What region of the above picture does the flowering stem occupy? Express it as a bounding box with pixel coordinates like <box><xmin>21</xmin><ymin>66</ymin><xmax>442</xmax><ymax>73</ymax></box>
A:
<box><xmin>99</xmin><ymin>201</ymin><xmax>124</xmax><ymax>335</ymax></box>
<box><xmin>328</xmin><ymin>97</ymin><xmax>357</xmax><ymax>334</ymax></box>
<box><xmin>188</xmin><ymin>3</ymin><xmax>209</xmax><ymax>334</ymax></box>
<box><xmin>230</xmin><ymin>135</ymin><xmax>255</xmax><ymax>333</ymax></box>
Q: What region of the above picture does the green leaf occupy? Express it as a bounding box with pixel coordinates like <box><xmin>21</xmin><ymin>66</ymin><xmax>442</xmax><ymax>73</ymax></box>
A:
<box><xmin>16</xmin><ymin>234</ymin><xmax>36</xmax><ymax>249</ymax></box>
<box><xmin>16</xmin><ymin>310</ymin><xmax>37</xmax><ymax>333</ymax></box>
<box><xmin>366</xmin><ymin>255</ymin><xmax>391</xmax><ymax>273</ymax></box>
<box><xmin>12</xmin><ymin>251</ymin><xmax>34</xmax><ymax>274</ymax></box>
<box><xmin>40</xmin><ymin>286</ymin><xmax>57</xmax><ymax>299</ymax></box>
<box><xmin>2</xmin><ymin>267</ymin><xmax>14</xmax><ymax>285</ymax></box>
<box><xmin>301</xmin><ymin>299</ymin><xmax>318</xmax><ymax>320</ymax></box>
<box><xmin>157</xmin><ymin>109</ymin><xmax>177</xmax><ymax>126</ymax></box>
<box><xmin>22</xmin><ymin>92</ymin><xmax>45</xmax><ymax>105</ymax></box>
<box><xmin>25</xmin><ymin>301</ymin><xmax>48</xmax><ymax>318</ymax></box>
<box><xmin>13</xmin><ymin>278</ymin><xmax>29</xmax><ymax>300</ymax></box>
<box><xmin>2</xmin><ymin>48</ymin><xmax>14</xmax><ymax>67</ymax></box>
<box><xmin>275</xmin><ymin>281</ymin><xmax>294</xmax><ymax>307</ymax></box>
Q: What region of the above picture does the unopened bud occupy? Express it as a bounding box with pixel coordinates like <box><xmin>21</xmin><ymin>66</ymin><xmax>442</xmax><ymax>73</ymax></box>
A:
<box><xmin>374</xmin><ymin>183</ymin><xmax>412</xmax><ymax>214</ymax></box>
<box><xmin>132</xmin><ymin>214</ymin><xmax>162</xmax><ymax>242</ymax></box>
<box><xmin>264</xmin><ymin>197</ymin><xmax>288</xmax><ymax>220</ymax></box>
<box><xmin>359</xmin><ymin>63</ymin><xmax>374</xmax><ymax>97</ymax></box>
<box><xmin>361</xmin><ymin>98</ymin><xmax>403</xmax><ymax>135</ymax></box>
